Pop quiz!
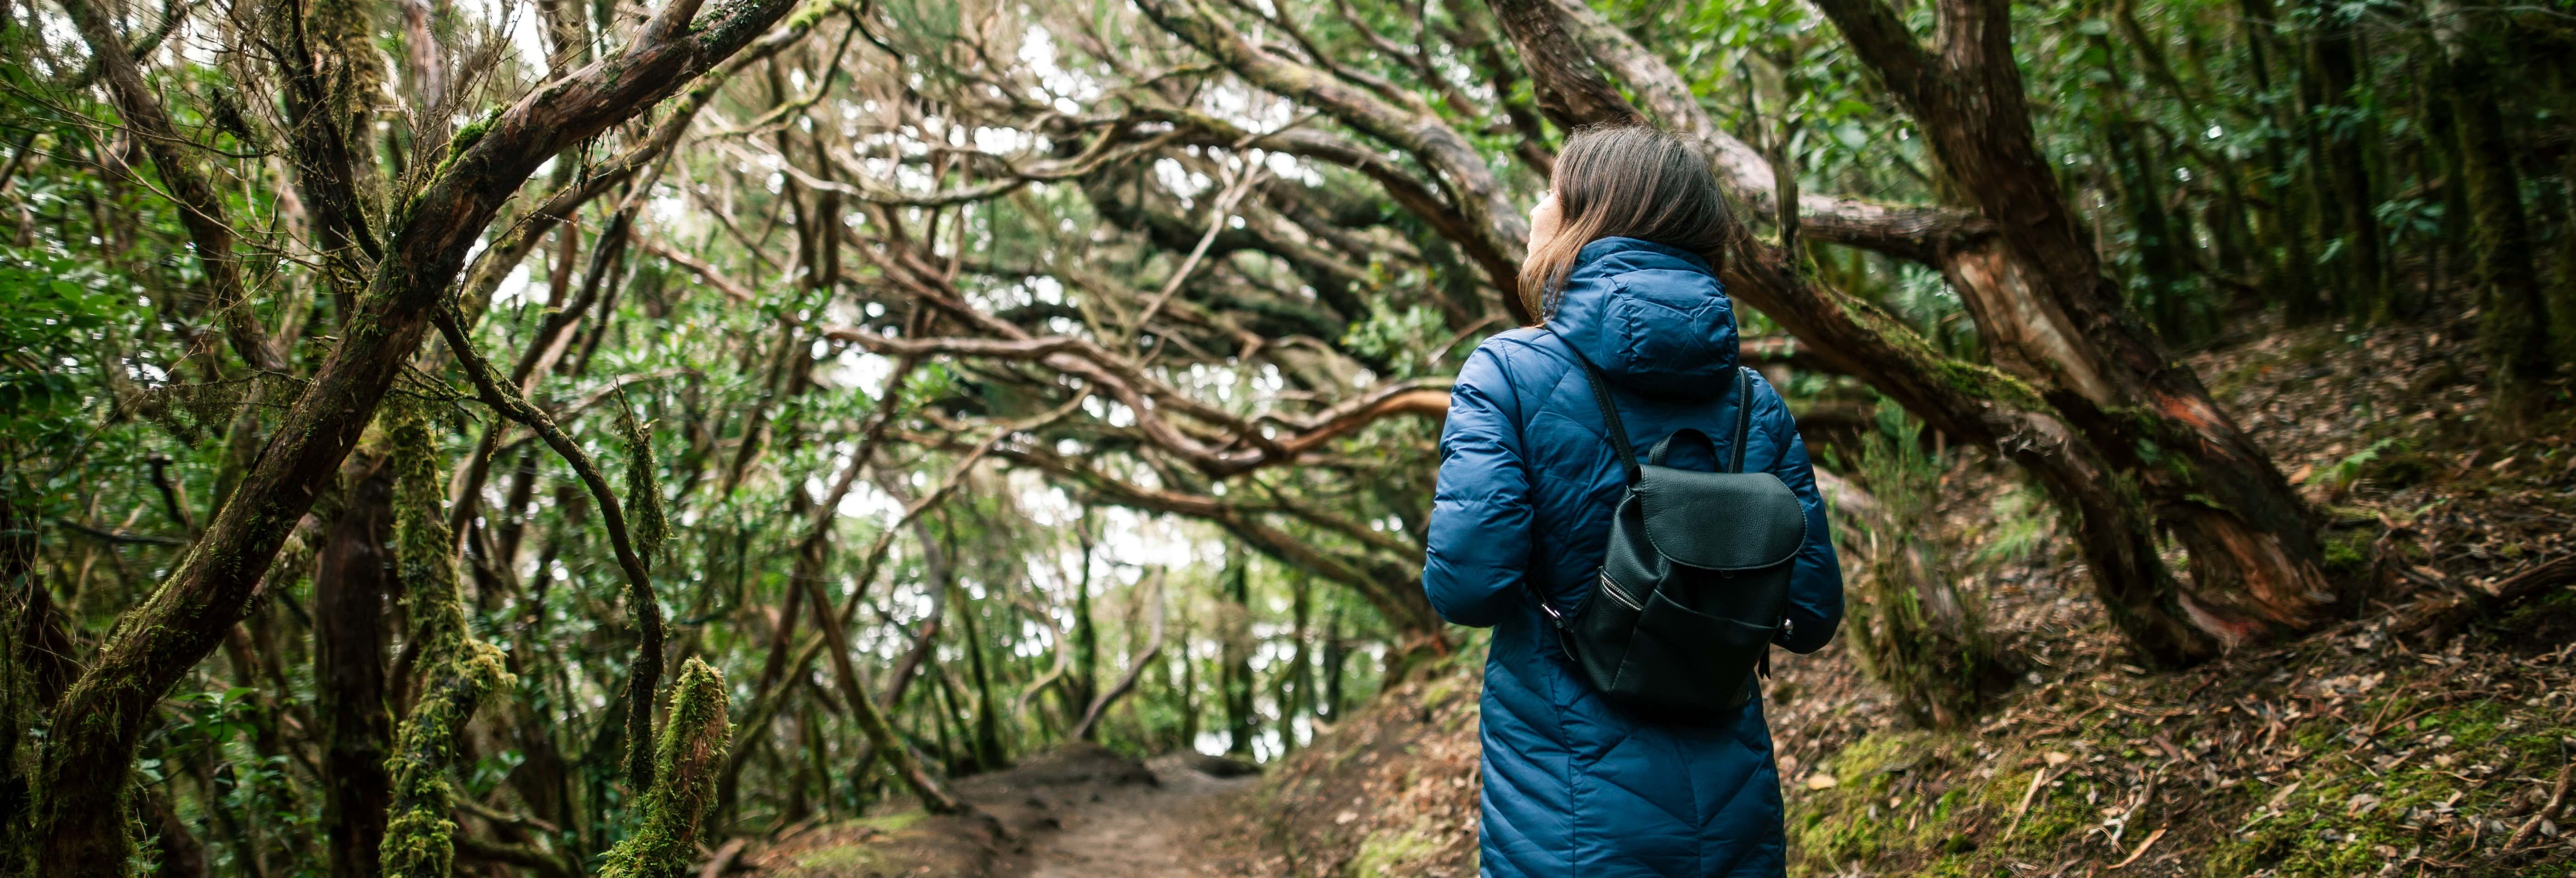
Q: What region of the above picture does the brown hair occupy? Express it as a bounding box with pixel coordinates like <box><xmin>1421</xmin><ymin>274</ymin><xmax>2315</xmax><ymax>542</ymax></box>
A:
<box><xmin>1516</xmin><ymin>124</ymin><xmax>1738</xmax><ymax>321</ymax></box>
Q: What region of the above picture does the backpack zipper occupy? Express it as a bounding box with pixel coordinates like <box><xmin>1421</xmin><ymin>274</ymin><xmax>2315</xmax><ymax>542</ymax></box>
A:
<box><xmin>1597</xmin><ymin>573</ymin><xmax>1642</xmax><ymax>611</ymax></box>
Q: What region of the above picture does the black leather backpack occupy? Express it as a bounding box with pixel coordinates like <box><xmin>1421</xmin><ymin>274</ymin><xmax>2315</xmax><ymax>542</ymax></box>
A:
<box><xmin>1538</xmin><ymin>343</ymin><xmax>1810</xmax><ymax>724</ymax></box>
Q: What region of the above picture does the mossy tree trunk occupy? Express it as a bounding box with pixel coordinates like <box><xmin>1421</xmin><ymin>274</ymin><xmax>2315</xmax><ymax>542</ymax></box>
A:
<box><xmin>380</xmin><ymin>403</ymin><xmax>516</xmax><ymax>878</ymax></box>
<box><xmin>1808</xmin><ymin>0</ymin><xmax>2341</xmax><ymax>655</ymax></box>
<box><xmin>596</xmin><ymin>659</ymin><xmax>732</xmax><ymax>878</ymax></box>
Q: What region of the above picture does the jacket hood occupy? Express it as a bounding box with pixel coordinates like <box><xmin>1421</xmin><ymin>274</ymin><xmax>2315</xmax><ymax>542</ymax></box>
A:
<box><xmin>1542</xmin><ymin>236</ymin><xmax>1740</xmax><ymax>400</ymax></box>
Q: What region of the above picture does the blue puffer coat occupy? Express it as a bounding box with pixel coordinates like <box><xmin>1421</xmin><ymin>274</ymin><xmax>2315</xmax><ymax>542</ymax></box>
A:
<box><xmin>1424</xmin><ymin>237</ymin><xmax>1843</xmax><ymax>878</ymax></box>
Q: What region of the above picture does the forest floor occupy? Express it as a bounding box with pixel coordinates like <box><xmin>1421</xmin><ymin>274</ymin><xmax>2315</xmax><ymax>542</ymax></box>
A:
<box><xmin>749</xmin><ymin>312</ymin><xmax>2576</xmax><ymax>878</ymax></box>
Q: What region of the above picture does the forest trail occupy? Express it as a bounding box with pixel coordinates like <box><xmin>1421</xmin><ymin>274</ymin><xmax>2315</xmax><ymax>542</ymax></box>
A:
<box><xmin>758</xmin><ymin>745</ymin><xmax>1268</xmax><ymax>878</ymax></box>
<box><xmin>1003</xmin><ymin>752</ymin><xmax>1262</xmax><ymax>878</ymax></box>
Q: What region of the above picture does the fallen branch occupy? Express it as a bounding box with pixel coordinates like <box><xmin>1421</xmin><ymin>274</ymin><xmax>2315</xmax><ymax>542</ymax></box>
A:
<box><xmin>2394</xmin><ymin>553</ymin><xmax>2576</xmax><ymax>643</ymax></box>
<box><xmin>2504</xmin><ymin>764</ymin><xmax>2572</xmax><ymax>850</ymax></box>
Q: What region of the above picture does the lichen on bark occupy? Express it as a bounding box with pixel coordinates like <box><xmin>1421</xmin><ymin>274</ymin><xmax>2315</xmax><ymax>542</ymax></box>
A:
<box><xmin>595</xmin><ymin>658</ymin><xmax>732</xmax><ymax>878</ymax></box>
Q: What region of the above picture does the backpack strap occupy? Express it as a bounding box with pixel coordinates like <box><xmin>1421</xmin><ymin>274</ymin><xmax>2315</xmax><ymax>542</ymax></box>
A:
<box><xmin>1727</xmin><ymin>367</ymin><xmax>1754</xmax><ymax>473</ymax></box>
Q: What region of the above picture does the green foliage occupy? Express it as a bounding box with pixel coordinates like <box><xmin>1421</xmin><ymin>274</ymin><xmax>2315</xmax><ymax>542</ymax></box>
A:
<box><xmin>0</xmin><ymin>250</ymin><xmax>140</xmax><ymax>451</ymax></box>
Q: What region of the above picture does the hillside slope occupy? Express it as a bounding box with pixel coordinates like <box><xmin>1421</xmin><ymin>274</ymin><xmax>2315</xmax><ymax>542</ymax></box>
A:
<box><xmin>1233</xmin><ymin>316</ymin><xmax>2576</xmax><ymax>878</ymax></box>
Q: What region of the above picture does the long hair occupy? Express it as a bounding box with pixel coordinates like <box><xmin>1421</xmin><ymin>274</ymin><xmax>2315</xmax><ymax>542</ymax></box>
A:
<box><xmin>1517</xmin><ymin>125</ymin><xmax>1738</xmax><ymax>321</ymax></box>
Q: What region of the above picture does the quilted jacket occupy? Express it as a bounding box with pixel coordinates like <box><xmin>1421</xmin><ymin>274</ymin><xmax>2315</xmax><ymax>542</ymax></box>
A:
<box><xmin>1423</xmin><ymin>236</ymin><xmax>1844</xmax><ymax>877</ymax></box>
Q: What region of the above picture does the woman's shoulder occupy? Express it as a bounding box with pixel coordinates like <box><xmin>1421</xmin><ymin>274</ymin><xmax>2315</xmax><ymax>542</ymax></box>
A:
<box><xmin>1452</xmin><ymin>328</ymin><xmax>1577</xmax><ymax>414</ymax></box>
<box><xmin>1462</xmin><ymin>328</ymin><xmax>1582</xmax><ymax>389</ymax></box>
<box><xmin>1465</xmin><ymin>327</ymin><xmax>1569</xmax><ymax>370</ymax></box>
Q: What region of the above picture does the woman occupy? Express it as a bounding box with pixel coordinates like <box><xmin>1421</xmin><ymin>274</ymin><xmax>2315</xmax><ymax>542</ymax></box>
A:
<box><xmin>1422</xmin><ymin>125</ymin><xmax>1844</xmax><ymax>877</ymax></box>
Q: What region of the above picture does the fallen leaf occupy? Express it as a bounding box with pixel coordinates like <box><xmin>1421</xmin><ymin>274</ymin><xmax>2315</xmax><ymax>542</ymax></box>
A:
<box><xmin>2265</xmin><ymin>782</ymin><xmax>2302</xmax><ymax>811</ymax></box>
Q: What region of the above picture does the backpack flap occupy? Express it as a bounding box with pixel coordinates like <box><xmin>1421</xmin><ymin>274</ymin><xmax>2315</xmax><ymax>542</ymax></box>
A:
<box><xmin>1632</xmin><ymin>467</ymin><xmax>1806</xmax><ymax>572</ymax></box>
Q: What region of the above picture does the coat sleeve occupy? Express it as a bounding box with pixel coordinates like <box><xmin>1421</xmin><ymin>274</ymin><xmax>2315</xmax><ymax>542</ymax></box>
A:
<box><xmin>1421</xmin><ymin>343</ymin><xmax>1533</xmax><ymax>628</ymax></box>
<box><xmin>1754</xmin><ymin>376</ymin><xmax>1844</xmax><ymax>654</ymax></box>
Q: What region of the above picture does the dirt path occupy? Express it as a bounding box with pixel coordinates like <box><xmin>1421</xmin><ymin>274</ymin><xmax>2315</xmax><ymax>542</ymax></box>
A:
<box><xmin>1005</xmin><ymin>753</ymin><xmax>1261</xmax><ymax>878</ymax></box>
<box><xmin>753</xmin><ymin>745</ymin><xmax>1267</xmax><ymax>877</ymax></box>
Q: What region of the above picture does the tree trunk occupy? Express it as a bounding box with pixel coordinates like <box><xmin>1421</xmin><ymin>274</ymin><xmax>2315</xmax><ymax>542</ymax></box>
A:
<box><xmin>2296</xmin><ymin>0</ymin><xmax>2389</xmax><ymax>319</ymax></box>
<box><xmin>2234</xmin><ymin>0</ymin><xmax>2322</xmax><ymax>319</ymax></box>
<box><xmin>1320</xmin><ymin>606</ymin><xmax>1346</xmax><ymax>724</ymax></box>
<box><xmin>953</xmin><ymin>578</ymin><xmax>1006</xmax><ymax>772</ymax></box>
<box><xmin>1221</xmin><ymin>553</ymin><xmax>1257</xmax><ymax>758</ymax></box>
<box><xmin>1280</xmin><ymin>573</ymin><xmax>1313</xmax><ymax>752</ymax></box>
<box><xmin>1071</xmin><ymin>518</ymin><xmax>1099</xmax><ymax>713</ymax></box>
<box><xmin>2436</xmin><ymin>2</ymin><xmax>2554</xmax><ymax>429</ymax></box>
<box><xmin>1807</xmin><ymin>0</ymin><xmax>2337</xmax><ymax>650</ymax></box>
<box><xmin>2557</xmin><ymin>156</ymin><xmax>2576</xmax><ymax>367</ymax></box>
<box><xmin>144</xmin><ymin>785</ymin><xmax>211</xmax><ymax>878</ymax></box>
<box><xmin>313</xmin><ymin>457</ymin><xmax>396</xmax><ymax>878</ymax></box>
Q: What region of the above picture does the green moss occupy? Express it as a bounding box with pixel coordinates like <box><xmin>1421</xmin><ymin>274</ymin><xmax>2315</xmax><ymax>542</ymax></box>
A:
<box><xmin>381</xmin><ymin>642</ymin><xmax>511</xmax><ymax>878</ymax></box>
<box><xmin>1348</xmin><ymin>817</ymin><xmax>1442</xmax><ymax>878</ymax></box>
<box><xmin>450</xmin><ymin>111</ymin><xmax>495</xmax><ymax>154</ymax></box>
<box><xmin>597</xmin><ymin>659</ymin><xmax>733</xmax><ymax>878</ymax></box>
<box><xmin>381</xmin><ymin>400</ymin><xmax>519</xmax><ymax>878</ymax></box>
<box><xmin>2320</xmin><ymin>528</ymin><xmax>2376</xmax><ymax>580</ymax></box>
<box><xmin>2208</xmin><ymin>698</ymin><xmax>2576</xmax><ymax>877</ymax></box>
<box><xmin>780</xmin><ymin>0</ymin><xmax>843</xmax><ymax>33</ymax></box>
<box><xmin>616</xmin><ymin>406</ymin><xmax>670</xmax><ymax>565</ymax></box>
<box><xmin>790</xmin><ymin>845</ymin><xmax>882</xmax><ymax>871</ymax></box>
